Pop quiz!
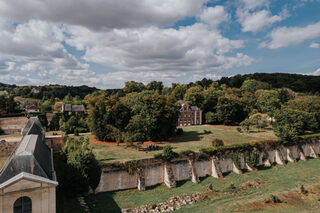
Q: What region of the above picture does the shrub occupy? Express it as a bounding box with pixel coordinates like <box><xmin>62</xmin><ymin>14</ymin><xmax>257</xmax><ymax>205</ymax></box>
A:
<box><xmin>232</xmin><ymin>152</ymin><xmax>241</xmax><ymax>170</ymax></box>
<box><xmin>127</xmin><ymin>160</ymin><xmax>139</xmax><ymax>175</ymax></box>
<box><xmin>179</xmin><ymin>150</ymin><xmax>195</xmax><ymax>157</ymax></box>
<box><xmin>212</xmin><ymin>138</ymin><xmax>224</xmax><ymax>147</ymax></box>
<box><xmin>245</xmin><ymin>148</ymin><xmax>260</xmax><ymax>168</ymax></box>
<box><xmin>162</xmin><ymin>145</ymin><xmax>177</xmax><ymax>162</ymax></box>
<box><xmin>300</xmin><ymin>185</ymin><xmax>308</xmax><ymax>195</ymax></box>
<box><xmin>227</xmin><ymin>183</ymin><xmax>236</xmax><ymax>191</ymax></box>
<box><xmin>270</xmin><ymin>194</ymin><xmax>281</xmax><ymax>203</ymax></box>
<box><xmin>236</xmin><ymin>127</ymin><xmax>242</xmax><ymax>133</ymax></box>
<box><xmin>176</xmin><ymin>128</ymin><xmax>184</xmax><ymax>135</ymax></box>
<box><xmin>208</xmin><ymin>183</ymin><xmax>213</xmax><ymax>191</ymax></box>
<box><xmin>0</xmin><ymin>128</ymin><xmax>4</xmax><ymax>135</ymax></box>
<box><xmin>204</xmin><ymin>130</ymin><xmax>212</xmax><ymax>134</ymax></box>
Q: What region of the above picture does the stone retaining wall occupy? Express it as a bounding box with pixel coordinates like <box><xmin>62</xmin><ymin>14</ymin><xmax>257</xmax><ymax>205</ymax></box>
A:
<box><xmin>0</xmin><ymin>117</ymin><xmax>28</xmax><ymax>134</ymax></box>
<box><xmin>95</xmin><ymin>140</ymin><xmax>320</xmax><ymax>194</ymax></box>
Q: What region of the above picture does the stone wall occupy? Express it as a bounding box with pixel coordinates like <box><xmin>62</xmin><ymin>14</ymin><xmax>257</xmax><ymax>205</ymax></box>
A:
<box><xmin>94</xmin><ymin>139</ymin><xmax>320</xmax><ymax>194</ymax></box>
<box><xmin>0</xmin><ymin>117</ymin><xmax>28</xmax><ymax>134</ymax></box>
<box><xmin>0</xmin><ymin>179</ymin><xmax>56</xmax><ymax>213</ymax></box>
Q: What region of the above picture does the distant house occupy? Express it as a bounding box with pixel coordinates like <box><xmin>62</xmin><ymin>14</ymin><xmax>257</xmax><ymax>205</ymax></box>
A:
<box><xmin>177</xmin><ymin>100</ymin><xmax>202</xmax><ymax>126</ymax></box>
<box><xmin>25</xmin><ymin>104</ymin><xmax>40</xmax><ymax>113</ymax></box>
<box><xmin>61</xmin><ymin>104</ymin><xmax>85</xmax><ymax>115</ymax></box>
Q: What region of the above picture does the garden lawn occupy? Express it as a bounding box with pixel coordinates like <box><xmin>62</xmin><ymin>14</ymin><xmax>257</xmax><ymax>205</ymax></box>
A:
<box><xmin>0</xmin><ymin>156</ymin><xmax>8</xmax><ymax>170</ymax></box>
<box><xmin>85</xmin><ymin>158</ymin><xmax>320</xmax><ymax>213</ymax></box>
<box><xmin>91</xmin><ymin>125</ymin><xmax>277</xmax><ymax>164</ymax></box>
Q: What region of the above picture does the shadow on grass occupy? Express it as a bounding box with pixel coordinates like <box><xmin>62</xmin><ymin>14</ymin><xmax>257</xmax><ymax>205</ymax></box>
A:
<box><xmin>170</xmin><ymin>131</ymin><xmax>207</xmax><ymax>143</ymax></box>
<box><xmin>86</xmin><ymin>192</ymin><xmax>122</xmax><ymax>213</ymax></box>
<box><xmin>176</xmin><ymin>180</ymin><xmax>189</xmax><ymax>187</ymax></box>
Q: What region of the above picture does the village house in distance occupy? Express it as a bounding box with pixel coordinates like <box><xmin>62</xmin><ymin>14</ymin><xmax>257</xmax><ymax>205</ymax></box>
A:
<box><xmin>177</xmin><ymin>100</ymin><xmax>202</xmax><ymax>126</ymax></box>
<box><xmin>61</xmin><ymin>103</ymin><xmax>85</xmax><ymax>115</ymax></box>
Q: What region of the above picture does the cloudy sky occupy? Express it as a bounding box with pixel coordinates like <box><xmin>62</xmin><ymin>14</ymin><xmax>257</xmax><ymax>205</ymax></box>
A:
<box><xmin>0</xmin><ymin>0</ymin><xmax>319</xmax><ymax>89</ymax></box>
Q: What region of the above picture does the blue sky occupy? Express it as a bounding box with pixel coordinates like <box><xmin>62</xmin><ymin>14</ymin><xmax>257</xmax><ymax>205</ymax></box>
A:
<box><xmin>0</xmin><ymin>0</ymin><xmax>319</xmax><ymax>88</ymax></box>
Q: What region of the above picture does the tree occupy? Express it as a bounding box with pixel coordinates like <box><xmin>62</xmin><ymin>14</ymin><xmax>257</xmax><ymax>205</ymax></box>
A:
<box><xmin>122</xmin><ymin>81</ymin><xmax>145</xmax><ymax>93</ymax></box>
<box><xmin>216</xmin><ymin>95</ymin><xmax>248</xmax><ymax>125</ymax></box>
<box><xmin>171</xmin><ymin>83</ymin><xmax>187</xmax><ymax>100</ymax></box>
<box><xmin>256</xmin><ymin>90</ymin><xmax>280</xmax><ymax>116</ymax></box>
<box><xmin>205</xmin><ymin>111</ymin><xmax>217</xmax><ymax>124</ymax></box>
<box><xmin>241</xmin><ymin>79</ymin><xmax>270</xmax><ymax>93</ymax></box>
<box><xmin>184</xmin><ymin>86</ymin><xmax>204</xmax><ymax>108</ymax></box>
<box><xmin>273</xmin><ymin>107</ymin><xmax>318</xmax><ymax>141</ymax></box>
<box><xmin>58</xmin><ymin>136</ymin><xmax>101</xmax><ymax>195</ymax></box>
<box><xmin>146</xmin><ymin>81</ymin><xmax>163</xmax><ymax>91</ymax></box>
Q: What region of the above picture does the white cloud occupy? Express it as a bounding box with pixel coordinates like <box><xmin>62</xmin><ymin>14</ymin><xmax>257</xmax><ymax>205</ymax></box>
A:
<box><xmin>0</xmin><ymin>0</ymin><xmax>207</xmax><ymax>30</ymax></box>
<box><xmin>309</xmin><ymin>42</ymin><xmax>320</xmax><ymax>48</ymax></box>
<box><xmin>66</xmin><ymin>23</ymin><xmax>252</xmax><ymax>74</ymax></box>
<box><xmin>236</xmin><ymin>0</ymin><xmax>289</xmax><ymax>33</ymax></box>
<box><xmin>310</xmin><ymin>68</ymin><xmax>320</xmax><ymax>75</ymax></box>
<box><xmin>262</xmin><ymin>21</ymin><xmax>320</xmax><ymax>49</ymax></box>
<box><xmin>0</xmin><ymin>3</ymin><xmax>255</xmax><ymax>89</ymax></box>
<box><xmin>199</xmin><ymin>6</ymin><xmax>230</xmax><ymax>28</ymax></box>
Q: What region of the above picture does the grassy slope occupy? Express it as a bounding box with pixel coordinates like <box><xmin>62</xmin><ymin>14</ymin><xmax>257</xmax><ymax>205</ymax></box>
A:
<box><xmin>92</xmin><ymin>125</ymin><xmax>277</xmax><ymax>164</ymax></box>
<box><xmin>85</xmin><ymin>158</ymin><xmax>320</xmax><ymax>213</ymax></box>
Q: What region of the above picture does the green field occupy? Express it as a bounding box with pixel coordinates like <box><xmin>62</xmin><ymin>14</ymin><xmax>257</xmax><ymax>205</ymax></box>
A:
<box><xmin>81</xmin><ymin>158</ymin><xmax>320</xmax><ymax>213</ymax></box>
<box><xmin>91</xmin><ymin>125</ymin><xmax>277</xmax><ymax>164</ymax></box>
<box><xmin>0</xmin><ymin>156</ymin><xmax>8</xmax><ymax>170</ymax></box>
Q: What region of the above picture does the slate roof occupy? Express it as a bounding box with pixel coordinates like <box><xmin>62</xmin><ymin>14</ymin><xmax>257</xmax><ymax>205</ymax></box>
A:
<box><xmin>62</xmin><ymin>104</ymin><xmax>85</xmax><ymax>112</ymax></box>
<box><xmin>177</xmin><ymin>100</ymin><xmax>201</xmax><ymax>112</ymax></box>
<box><xmin>0</xmin><ymin>118</ymin><xmax>55</xmax><ymax>184</ymax></box>
<box><xmin>22</xmin><ymin>117</ymin><xmax>45</xmax><ymax>136</ymax></box>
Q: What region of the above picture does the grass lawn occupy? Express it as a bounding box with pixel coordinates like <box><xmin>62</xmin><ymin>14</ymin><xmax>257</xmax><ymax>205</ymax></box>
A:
<box><xmin>91</xmin><ymin>125</ymin><xmax>277</xmax><ymax>164</ymax></box>
<box><xmin>0</xmin><ymin>133</ymin><xmax>22</xmax><ymax>139</ymax></box>
<box><xmin>84</xmin><ymin>158</ymin><xmax>320</xmax><ymax>212</ymax></box>
<box><xmin>0</xmin><ymin>156</ymin><xmax>8</xmax><ymax>170</ymax></box>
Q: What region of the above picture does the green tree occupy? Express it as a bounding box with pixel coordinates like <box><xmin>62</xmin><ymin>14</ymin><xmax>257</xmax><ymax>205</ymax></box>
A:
<box><xmin>184</xmin><ymin>86</ymin><xmax>204</xmax><ymax>108</ymax></box>
<box><xmin>59</xmin><ymin>136</ymin><xmax>101</xmax><ymax>195</ymax></box>
<box><xmin>122</xmin><ymin>81</ymin><xmax>145</xmax><ymax>93</ymax></box>
<box><xmin>146</xmin><ymin>81</ymin><xmax>163</xmax><ymax>91</ymax></box>
<box><xmin>241</xmin><ymin>79</ymin><xmax>270</xmax><ymax>93</ymax></box>
<box><xmin>256</xmin><ymin>90</ymin><xmax>280</xmax><ymax>116</ymax></box>
<box><xmin>216</xmin><ymin>95</ymin><xmax>248</xmax><ymax>125</ymax></box>
<box><xmin>171</xmin><ymin>83</ymin><xmax>187</xmax><ymax>100</ymax></box>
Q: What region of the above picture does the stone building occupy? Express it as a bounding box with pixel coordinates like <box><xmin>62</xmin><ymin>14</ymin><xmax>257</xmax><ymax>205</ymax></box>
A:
<box><xmin>25</xmin><ymin>104</ymin><xmax>40</xmax><ymax>114</ymax></box>
<box><xmin>177</xmin><ymin>101</ymin><xmax>202</xmax><ymax>126</ymax></box>
<box><xmin>0</xmin><ymin>117</ymin><xmax>57</xmax><ymax>213</ymax></box>
<box><xmin>61</xmin><ymin>104</ymin><xmax>85</xmax><ymax>115</ymax></box>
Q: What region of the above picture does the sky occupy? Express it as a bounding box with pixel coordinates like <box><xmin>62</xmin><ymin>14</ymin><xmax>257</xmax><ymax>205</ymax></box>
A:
<box><xmin>0</xmin><ymin>0</ymin><xmax>319</xmax><ymax>89</ymax></box>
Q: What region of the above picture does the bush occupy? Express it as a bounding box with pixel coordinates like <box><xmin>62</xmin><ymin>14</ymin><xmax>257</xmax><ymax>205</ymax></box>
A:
<box><xmin>300</xmin><ymin>185</ymin><xmax>308</xmax><ymax>195</ymax></box>
<box><xmin>176</xmin><ymin>128</ymin><xmax>184</xmax><ymax>135</ymax></box>
<box><xmin>204</xmin><ymin>130</ymin><xmax>212</xmax><ymax>134</ymax></box>
<box><xmin>208</xmin><ymin>183</ymin><xmax>213</xmax><ymax>191</ymax></box>
<box><xmin>212</xmin><ymin>138</ymin><xmax>224</xmax><ymax>147</ymax></box>
<box><xmin>179</xmin><ymin>149</ymin><xmax>196</xmax><ymax>156</ymax></box>
<box><xmin>270</xmin><ymin>194</ymin><xmax>281</xmax><ymax>203</ymax></box>
<box><xmin>236</xmin><ymin>127</ymin><xmax>242</xmax><ymax>133</ymax></box>
<box><xmin>154</xmin><ymin>145</ymin><xmax>177</xmax><ymax>162</ymax></box>
<box><xmin>0</xmin><ymin>128</ymin><xmax>4</xmax><ymax>135</ymax></box>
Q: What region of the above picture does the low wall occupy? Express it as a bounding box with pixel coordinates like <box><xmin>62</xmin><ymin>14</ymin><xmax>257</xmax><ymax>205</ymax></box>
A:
<box><xmin>95</xmin><ymin>138</ymin><xmax>320</xmax><ymax>194</ymax></box>
<box><xmin>0</xmin><ymin>117</ymin><xmax>28</xmax><ymax>134</ymax></box>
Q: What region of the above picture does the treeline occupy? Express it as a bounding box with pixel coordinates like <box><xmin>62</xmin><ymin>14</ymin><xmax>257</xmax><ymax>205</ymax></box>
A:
<box><xmin>86</xmin><ymin>78</ymin><xmax>320</xmax><ymax>142</ymax></box>
<box><xmin>218</xmin><ymin>73</ymin><xmax>320</xmax><ymax>94</ymax></box>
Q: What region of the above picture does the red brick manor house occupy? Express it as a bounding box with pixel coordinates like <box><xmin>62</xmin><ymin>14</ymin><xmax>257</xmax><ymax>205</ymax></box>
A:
<box><xmin>177</xmin><ymin>100</ymin><xmax>202</xmax><ymax>126</ymax></box>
